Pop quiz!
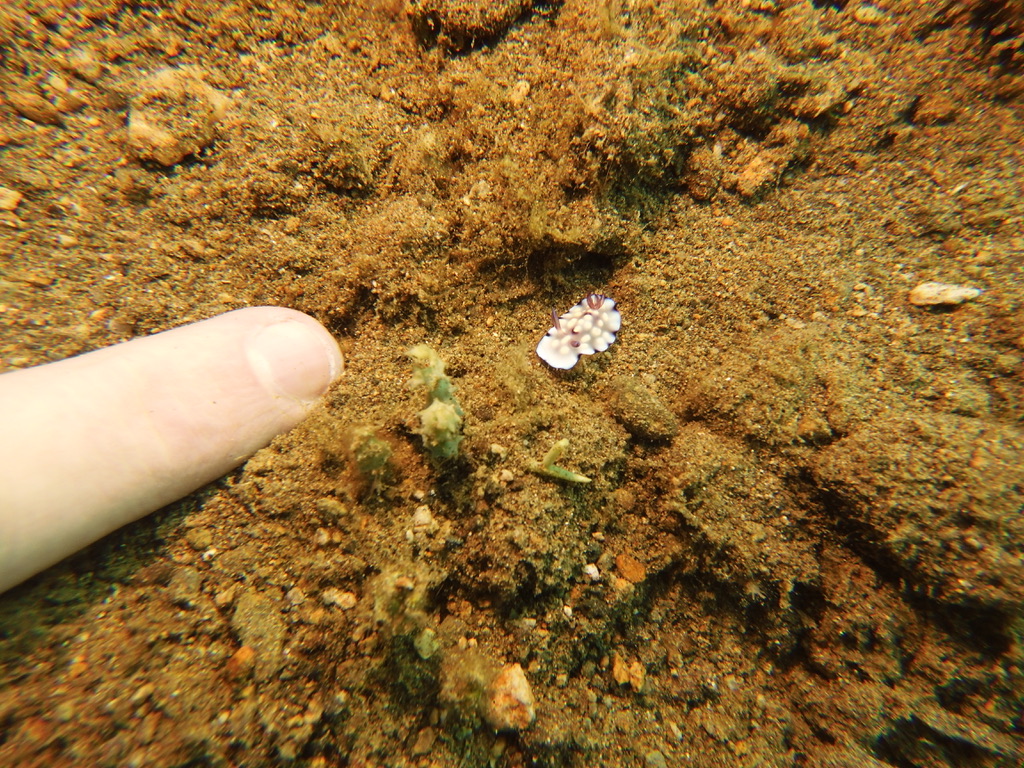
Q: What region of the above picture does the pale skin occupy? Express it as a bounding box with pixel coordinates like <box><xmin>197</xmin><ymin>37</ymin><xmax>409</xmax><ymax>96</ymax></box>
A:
<box><xmin>0</xmin><ymin>306</ymin><xmax>344</xmax><ymax>594</ymax></box>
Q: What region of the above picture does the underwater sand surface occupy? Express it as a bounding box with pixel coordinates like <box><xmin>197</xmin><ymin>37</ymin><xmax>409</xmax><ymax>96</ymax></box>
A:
<box><xmin>1</xmin><ymin>1</ymin><xmax>1023</xmax><ymax>765</ymax></box>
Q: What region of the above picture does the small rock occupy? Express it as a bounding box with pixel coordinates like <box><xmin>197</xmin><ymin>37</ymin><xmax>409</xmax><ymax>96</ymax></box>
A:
<box><xmin>686</xmin><ymin>145</ymin><xmax>723</xmax><ymax>201</ymax></box>
<box><xmin>611</xmin><ymin>652</ymin><xmax>631</xmax><ymax>685</ymax></box>
<box><xmin>127</xmin><ymin>67</ymin><xmax>228</xmax><ymax>166</ymax></box>
<box><xmin>66</xmin><ymin>47</ymin><xmax>104</xmax><ymax>82</ymax></box>
<box><xmin>615</xmin><ymin>553</ymin><xmax>647</xmax><ymax>584</ymax></box>
<box><xmin>410</xmin><ymin>726</ymin><xmax>436</xmax><ymax>756</ymax></box>
<box><xmin>316</xmin><ymin>498</ymin><xmax>349</xmax><ymax>520</ymax></box>
<box><xmin>485</xmin><ymin>663</ymin><xmax>535</xmax><ymax>731</ymax></box>
<box><xmin>736</xmin><ymin>152</ymin><xmax>781</xmax><ymax>197</ymax></box>
<box><xmin>414</xmin><ymin>628</ymin><xmax>441</xmax><ymax>660</ymax></box>
<box><xmin>609</xmin><ymin>376</ymin><xmax>679</xmax><ymax>442</ymax></box>
<box><xmin>47</xmin><ymin>74</ymin><xmax>87</xmax><ymax>113</ymax></box>
<box><xmin>213</xmin><ymin>585</ymin><xmax>237</xmax><ymax>608</ymax></box>
<box><xmin>0</xmin><ymin>187</ymin><xmax>23</xmax><ymax>211</ymax></box>
<box><xmin>12</xmin><ymin>272</ymin><xmax>54</xmax><ymax>288</ymax></box>
<box><xmin>321</xmin><ymin>588</ymin><xmax>358</xmax><ymax>609</ymax></box>
<box><xmin>6</xmin><ymin>89</ymin><xmax>62</xmax><ymax>125</ymax></box>
<box><xmin>230</xmin><ymin>590</ymin><xmax>285</xmax><ymax>681</ymax></box>
<box><xmin>224</xmin><ymin>645</ymin><xmax>256</xmax><ymax>680</ymax></box>
<box><xmin>53</xmin><ymin>702</ymin><xmax>75</xmax><ymax>723</ymax></box>
<box><xmin>611</xmin><ymin>652</ymin><xmax>646</xmax><ymax>692</ymax></box>
<box><xmin>53</xmin><ymin>88</ymin><xmax>86</xmax><ymax>114</ymax></box>
<box><xmin>129</xmin><ymin>683</ymin><xmax>155</xmax><ymax>706</ymax></box>
<box><xmin>994</xmin><ymin>353</ymin><xmax>1021</xmax><ymax>374</ymax></box>
<box><xmin>852</xmin><ymin>4</ymin><xmax>887</xmax><ymax>25</ymax></box>
<box><xmin>908</xmin><ymin>281</ymin><xmax>981</xmax><ymax>307</ymax></box>
<box><xmin>508</xmin><ymin>79</ymin><xmax>530</xmax><ymax>107</ymax></box>
<box><xmin>796</xmin><ymin>410</ymin><xmax>833</xmax><ymax>444</ymax></box>
<box><xmin>411</xmin><ymin>504</ymin><xmax>438</xmax><ymax>534</ymax></box>
<box><xmin>912</xmin><ymin>93</ymin><xmax>958</xmax><ymax>126</ymax></box>
<box><xmin>184</xmin><ymin>526</ymin><xmax>213</xmax><ymax>551</ymax></box>
<box><xmin>645</xmin><ymin>750</ymin><xmax>669</xmax><ymax>768</ymax></box>
<box><xmin>167</xmin><ymin>566</ymin><xmax>202</xmax><ymax>608</ymax></box>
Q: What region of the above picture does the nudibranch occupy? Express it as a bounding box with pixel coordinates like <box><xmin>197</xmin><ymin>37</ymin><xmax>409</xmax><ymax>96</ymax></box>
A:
<box><xmin>536</xmin><ymin>293</ymin><xmax>621</xmax><ymax>370</ymax></box>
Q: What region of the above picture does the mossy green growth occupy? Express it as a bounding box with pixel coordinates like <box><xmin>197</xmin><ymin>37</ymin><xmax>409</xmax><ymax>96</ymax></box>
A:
<box><xmin>349</xmin><ymin>426</ymin><xmax>392</xmax><ymax>487</ymax></box>
<box><xmin>408</xmin><ymin>344</ymin><xmax>464</xmax><ymax>460</ymax></box>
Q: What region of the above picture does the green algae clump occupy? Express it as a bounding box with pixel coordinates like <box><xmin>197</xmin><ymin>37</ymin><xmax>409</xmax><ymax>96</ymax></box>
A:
<box><xmin>408</xmin><ymin>344</ymin><xmax>464</xmax><ymax>460</ymax></box>
<box><xmin>348</xmin><ymin>426</ymin><xmax>393</xmax><ymax>493</ymax></box>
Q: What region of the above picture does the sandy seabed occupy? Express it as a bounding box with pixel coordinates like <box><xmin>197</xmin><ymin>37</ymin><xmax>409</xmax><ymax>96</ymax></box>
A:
<box><xmin>1</xmin><ymin>1</ymin><xmax>1023</xmax><ymax>766</ymax></box>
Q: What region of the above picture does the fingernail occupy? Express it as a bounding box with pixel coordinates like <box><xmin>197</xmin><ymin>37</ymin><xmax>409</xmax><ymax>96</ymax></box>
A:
<box><xmin>247</xmin><ymin>320</ymin><xmax>343</xmax><ymax>401</ymax></box>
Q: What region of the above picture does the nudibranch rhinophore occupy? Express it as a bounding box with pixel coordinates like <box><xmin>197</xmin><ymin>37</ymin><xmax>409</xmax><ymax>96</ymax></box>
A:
<box><xmin>536</xmin><ymin>293</ymin><xmax>621</xmax><ymax>370</ymax></box>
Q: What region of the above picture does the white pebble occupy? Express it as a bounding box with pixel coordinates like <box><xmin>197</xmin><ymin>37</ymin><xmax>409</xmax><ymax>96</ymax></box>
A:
<box><xmin>321</xmin><ymin>588</ymin><xmax>358</xmax><ymax>609</ymax></box>
<box><xmin>908</xmin><ymin>281</ymin><xmax>981</xmax><ymax>307</ymax></box>
<box><xmin>485</xmin><ymin>664</ymin><xmax>536</xmax><ymax>731</ymax></box>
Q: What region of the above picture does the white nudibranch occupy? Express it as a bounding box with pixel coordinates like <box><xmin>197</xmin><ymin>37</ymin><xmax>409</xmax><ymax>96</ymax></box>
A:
<box><xmin>536</xmin><ymin>293</ymin><xmax>621</xmax><ymax>370</ymax></box>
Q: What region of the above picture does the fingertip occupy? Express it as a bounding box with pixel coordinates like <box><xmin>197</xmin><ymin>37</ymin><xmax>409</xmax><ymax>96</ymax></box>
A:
<box><xmin>246</xmin><ymin>315</ymin><xmax>344</xmax><ymax>403</ymax></box>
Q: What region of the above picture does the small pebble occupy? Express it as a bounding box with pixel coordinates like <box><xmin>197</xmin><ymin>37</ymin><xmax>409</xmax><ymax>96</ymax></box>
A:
<box><xmin>230</xmin><ymin>591</ymin><xmax>285</xmax><ymax>681</ymax></box>
<box><xmin>184</xmin><ymin>527</ymin><xmax>213</xmax><ymax>551</ymax></box>
<box><xmin>66</xmin><ymin>47</ymin><xmax>104</xmax><ymax>82</ymax></box>
<box><xmin>852</xmin><ymin>3</ymin><xmax>887</xmax><ymax>25</ymax></box>
<box><xmin>321</xmin><ymin>588</ymin><xmax>358</xmax><ymax>609</ymax></box>
<box><xmin>167</xmin><ymin>567</ymin><xmax>202</xmax><ymax>608</ymax></box>
<box><xmin>410</xmin><ymin>726</ymin><xmax>436</xmax><ymax>756</ymax></box>
<box><xmin>994</xmin><ymin>353</ymin><xmax>1021</xmax><ymax>374</ymax></box>
<box><xmin>611</xmin><ymin>653</ymin><xmax>646</xmax><ymax>692</ymax></box>
<box><xmin>129</xmin><ymin>683</ymin><xmax>155</xmax><ymax>705</ymax></box>
<box><xmin>414</xmin><ymin>628</ymin><xmax>440</xmax><ymax>660</ymax></box>
<box><xmin>214</xmin><ymin>586</ymin><xmax>237</xmax><ymax>608</ymax></box>
<box><xmin>0</xmin><ymin>187</ymin><xmax>23</xmax><ymax>211</ymax></box>
<box><xmin>508</xmin><ymin>79</ymin><xmax>530</xmax><ymax>107</ymax></box>
<box><xmin>6</xmin><ymin>89</ymin><xmax>62</xmax><ymax>125</ymax></box>
<box><xmin>412</xmin><ymin>504</ymin><xmax>436</xmax><ymax>532</ymax></box>
<box><xmin>908</xmin><ymin>281</ymin><xmax>981</xmax><ymax>307</ymax></box>
<box><xmin>615</xmin><ymin>553</ymin><xmax>647</xmax><ymax>584</ymax></box>
<box><xmin>127</xmin><ymin>67</ymin><xmax>228</xmax><ymax>166</ymax></box>
<box><xmin>485</xmin><ymin>663</ymin><xmax>536</xmax><ymax>731</ymax></box>
<box><xmin>608</xmin><ymin>376</ymin><xmax>679</xmax><ymax>443</ymax></box>
<box><xmin>316</xmin><ymin>498</ymin><xmax>349</xmax><ymax>520</ymax></box>
<box><xmin>913</xmin><ymin>93</ymin><xmax>958</xmax><ymax>125</ymax></box>
<box><xmin>20</xmin><ymin>272</ymin><xmax>53</xmax><ymax>287</ymax></box>
<box><xmin>224</xmin><ymin>645</ymin><xmax>256</xmax><ymax>679</ymax></box>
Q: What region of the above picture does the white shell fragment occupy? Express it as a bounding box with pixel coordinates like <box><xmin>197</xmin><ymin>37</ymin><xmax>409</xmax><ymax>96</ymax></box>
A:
<box><xmin>908</xmin><ymin>281</ymin><xmax>982</xmax><ymax>307</ymax></box>
<box><xmin>537</xmin><ymin>293</ymin><xmax>621</xmax><ymax>370</ymax></box>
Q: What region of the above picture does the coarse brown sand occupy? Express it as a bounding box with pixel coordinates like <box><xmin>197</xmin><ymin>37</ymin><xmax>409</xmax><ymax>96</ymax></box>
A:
<box><xmin>1</xmin><ymin>1</ymin><xmax>1022</xmax><ymax>765</ymax></box>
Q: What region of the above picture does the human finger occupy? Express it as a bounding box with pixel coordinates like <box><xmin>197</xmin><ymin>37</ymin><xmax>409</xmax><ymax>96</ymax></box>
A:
<box><xmin>0</xmin><ymin>306</ymin><xmax>343</xmax><ymax>593</ymax></box>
